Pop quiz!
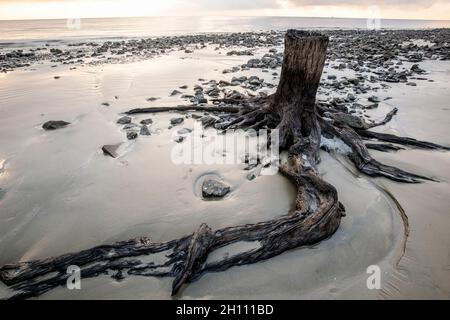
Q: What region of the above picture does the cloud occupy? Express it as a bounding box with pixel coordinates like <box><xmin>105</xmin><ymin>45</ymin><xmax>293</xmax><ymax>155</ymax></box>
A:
<box><xmin>0</xmin><ymin>0</ymin><xmax>445</xmax><ymax>10</ymax></box>
<box><xmin>286</xmin><ymin>0</ymin><xmax>441</xmax><ymax>8</ymax></box>
<box><xmin>0</xmin><ymin>0</ymin><xmax>449</xmax><ymax>20</ymax></box>
<box><xmin>192</xmin><ymin>0</ymin><xmax>280</xmax><ymax>10</ymax></box>
<box><xmin>0</xmin><ymin>0</ymin><xmax>443</xmax><ymax>6</ymax></box>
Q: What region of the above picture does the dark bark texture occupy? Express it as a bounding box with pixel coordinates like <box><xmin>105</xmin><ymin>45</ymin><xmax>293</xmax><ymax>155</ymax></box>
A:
<box><xmin>0</xmin><ymin>30</ymin><xmax>448</xmax><ymax>300</ymax></box>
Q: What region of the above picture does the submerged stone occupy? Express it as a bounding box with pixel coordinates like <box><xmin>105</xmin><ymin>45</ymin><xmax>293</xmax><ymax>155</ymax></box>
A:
<box><xmin>102</xmin><ymin>144</ymin><xmax>121</xmax><ymax>158</ymax></box>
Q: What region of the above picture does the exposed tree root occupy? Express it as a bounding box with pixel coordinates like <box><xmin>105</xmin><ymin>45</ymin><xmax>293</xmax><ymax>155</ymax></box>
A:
<box><xmin>0</xmin><ymin>156</ymin><xmax>344</xmax><ymax>300</ymax></box>
<box><xmin>125</xmin><ymin>105</ymin><xmax>242</xmax><ymax>115</ymax></box>
<box><xmin>1</xmin><ymin>30</ymin><xmax>448</xmax><ymax>300</ymax></box>
<box><xmin>320</xmin><ymin>120</ymin><xmax>438</xmax><ymax>183</ymax></box>
<box><xmin>365</xmin><ymin>143</ymin><xmax>404</xmax><ymax>152</ymax></box>
<box><xmin>358</xmin><ymin>130</ymin><xmax>450</xmax><ymax>151</ymax></box>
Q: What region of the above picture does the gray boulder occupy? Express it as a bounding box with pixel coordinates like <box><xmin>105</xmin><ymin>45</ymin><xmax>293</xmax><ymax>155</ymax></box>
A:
<box><xmin>140</xmin><ymin>118</ymin><xmax>153</xmax><ymax>125</ymax></box>
<box><xmin>140</xmin><ymin>125</ymin><xmax>151</xmax><ymax>136</ymax></box>
<box><xmin>42</xmin><ymin>120</ymin><xmax>70</xmax><ymax>130</ymax></box>
<box><xmin>117</xmin><ymin>116</ymin><xmax>132</xmax><ymax>125</ymax></box>
<box><xmin>126</xmin><ymin>131</ymin><xmax>138</xmax><ymax>140</ymax></box>
<box><xmin>123</xmin><ymin>123</ymin><xmax>139</xmax><ymax>130</ymax></box>
<box><xmin>202</xmin><ymin>180</ymin><xmax>230</xmax><ymax>198</ymax></box>
<box><xmin>174</xmin><ymin>136</ymin><xmax>185</xmax><ymax>143</ymax></box>
<box><xmin>102</xmin><ymin>144</ymin><xmax>121</xmax><ymax>158</ymax></box>
<box><xmin>177</xmin><ymin>128</ymin><xmax>192</xmax><ymax>135</ymax></box>
<box><xmin>368</xmin><ymin>96</ymin><xmax>381</xmax><ymax>103</ymax></box>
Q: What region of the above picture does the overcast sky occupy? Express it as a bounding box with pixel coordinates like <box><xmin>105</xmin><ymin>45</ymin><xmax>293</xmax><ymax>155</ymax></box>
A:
<box><xmin>0</xmin><ymin>0</ymin><xmax>449</xmax><ymax>20</ymax></box>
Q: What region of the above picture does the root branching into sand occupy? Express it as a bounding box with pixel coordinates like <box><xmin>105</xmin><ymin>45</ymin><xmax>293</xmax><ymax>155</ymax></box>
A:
<box><xmin>1</xmin><ymin>30</ymin><xmax>448</xmax><ymax>299</ymax></box>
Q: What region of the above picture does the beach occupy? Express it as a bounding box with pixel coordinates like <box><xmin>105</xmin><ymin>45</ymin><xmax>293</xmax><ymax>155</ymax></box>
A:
<box><xmin>0</xmin><ymin>18</ymin><xmax>449</xmax><ymax>299</ymax></box>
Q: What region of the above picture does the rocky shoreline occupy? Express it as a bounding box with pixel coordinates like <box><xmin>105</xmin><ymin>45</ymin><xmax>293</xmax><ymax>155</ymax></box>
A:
<box><xmin>19</xmin><ymin>29</ymin><xmax>449</xmax><ymax>151</ymax></box>
<box><xmin>1</xmin><ymin>29</ymin><xmax>449</xmax><ymax>74</ymax></box>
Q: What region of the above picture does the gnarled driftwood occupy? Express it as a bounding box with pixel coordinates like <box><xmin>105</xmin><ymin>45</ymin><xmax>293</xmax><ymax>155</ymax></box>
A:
<box><xmin>1</xmin><ymin>30</ymin><xmax>448</xmax><ymax>300</ymax></box>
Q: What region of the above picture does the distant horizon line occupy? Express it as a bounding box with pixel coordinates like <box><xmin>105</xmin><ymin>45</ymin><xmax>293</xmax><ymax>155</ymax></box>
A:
<box><xmin>1</xmin><ymin>15</ymin><xmax>449</xmax><ymax>23</ymax></box>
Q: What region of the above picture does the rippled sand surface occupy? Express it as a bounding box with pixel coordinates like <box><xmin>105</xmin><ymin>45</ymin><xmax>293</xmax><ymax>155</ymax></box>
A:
<box><xmin>0</xmin><ymin>48</ymin><xmax>448</xmax><ymax>299</ymax></box>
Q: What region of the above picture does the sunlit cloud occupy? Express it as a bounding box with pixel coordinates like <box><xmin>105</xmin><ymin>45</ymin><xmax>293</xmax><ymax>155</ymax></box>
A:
<box><xmin>0</xmin><ymin>0</ymin><xmax>449</xmax><ymax>20</ymax></box>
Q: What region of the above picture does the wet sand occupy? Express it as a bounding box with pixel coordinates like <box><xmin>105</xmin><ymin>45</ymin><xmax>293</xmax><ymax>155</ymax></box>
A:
<box><xmin>0</xmin><ymin>41</ymin><xmax>449</xmax><ymax>299</ymax></box>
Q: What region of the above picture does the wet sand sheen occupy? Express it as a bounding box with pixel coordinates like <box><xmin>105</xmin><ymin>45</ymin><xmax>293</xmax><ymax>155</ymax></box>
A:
<box><xmin>0</xmin><ymin>47</ymin><xmax>448</xmax><ymax>299</ymax></box>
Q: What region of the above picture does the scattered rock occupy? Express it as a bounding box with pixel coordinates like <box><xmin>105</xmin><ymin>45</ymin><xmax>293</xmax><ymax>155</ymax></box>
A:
<box><xmin>102</xmin><ymin>144</ymin><xmax>121</xmax><ymax>158</ymax></box>
<box><xmin>170</xmin><ymin>117</ymin><xmax>184</xmax><ymax>125</ymax></box>
<box><xmin>42</xmin><ymin>120</ymin><xmax>70</xmax><ymax>130</ymax></box>
<box><xmin>3</xmin><ymin>30</ymin><xmax>450</xmax><ymax>75</ymax></box>
<box><xmin>198</xmin><ymin>116</ymin><xmax>216</xmax><ymax>128</ymax></box>
<box><xmin>227</xmin><ymin>50</ymin><xmax>253</xmax><ymax>56</ymax></box>
<box><xmin>368</xmin><ymin>96</ymin><xmax>381</xmax><ymax>103</ymax></box>
<box><xmin>140</xmin><ymin>118</ymin><xmax>153</xmax><ymax>125</ymax></box>
<box><xmin>202</xmin><ymin>180</ymin><xmax>230</xmax><ymax>198</ymax></box>
<box><xmin>174</xmin><ymin>136</ymin><xmax>184</xmax><ymax>143</ymax></box>
<box><xmin>126</xmin><ymin>131</ymin><xmax>138</xmax><ymax>140</ymax></box>
<box><xmin>411</xmin><ymin>64</ymin><xmax>426</xmax><ymax>74</ymax></box>
<box><xmin>123</xmin><ymin>124</ymin><xmax>140</xmax><ymax>130</ymax></box>
<box><xmin>177</xmin><ymin>128</ymin><xmax>192</xmax><ymax>135</ymax></box>
<box><xmin>194</xmin><ymin>84</ymin><xmax>203</xmax><ymax>91</ymax></box>
<box><xmin>111</xmin><ymin>270</ymin><xmax>125</xmax><ymax>281</ymax></box>
<box><xmin>117</xmin><ymin>116</ymin><xmax>132</xmax><ymax>125</ymax></box>
<box><xmin>50</xmin><ymin>48</ymin><xmax>63</xmax><ymax>55</ymax></box>
<box><xmin>140</xmin><ymin>125</ymin><xmax>151</xmax><ymax>136</ymax></box>
<box><xmin>330</xmin><ymin>112</ymin><xmax>368</xmax><ymax>130</ymax></box>
<box><xmin>364</xmin><ymin>103</ymin><xmax>379</xmax><ymax>110</ymax></box>
<box><xmin>170</xmin><ymin>90</ymin><xmax>182</xmax><ymax>96</ymax></box>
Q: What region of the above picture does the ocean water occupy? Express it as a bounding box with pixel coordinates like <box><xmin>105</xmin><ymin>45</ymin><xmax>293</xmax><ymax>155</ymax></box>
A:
<box><xmin>0</xmin><ymin>16</ymin><xmax>449</xmax><ymax>44</ymax></box>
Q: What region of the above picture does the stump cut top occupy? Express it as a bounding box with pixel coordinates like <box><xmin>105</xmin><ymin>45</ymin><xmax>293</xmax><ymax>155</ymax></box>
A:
<box><xmin>285</xmin><ymin>29</ymin><xmax>329</xmax><ymax>42</ymax></box>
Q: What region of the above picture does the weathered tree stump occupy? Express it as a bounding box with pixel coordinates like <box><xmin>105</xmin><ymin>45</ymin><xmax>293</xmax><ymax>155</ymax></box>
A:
<box><xmin>269</xmin><ymin>31</ymin><xmax>328</xmax><ymax>154</ymax></box>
